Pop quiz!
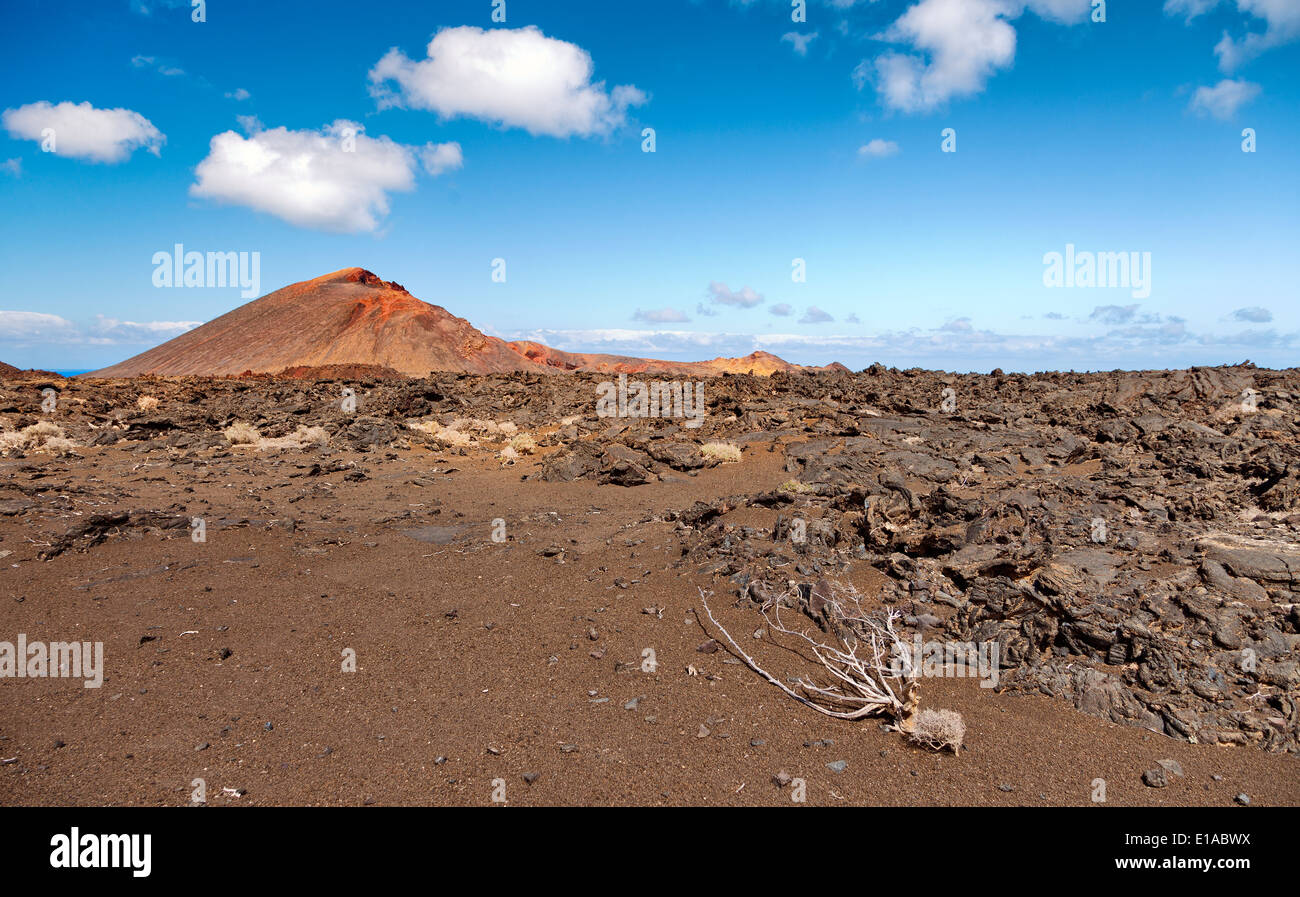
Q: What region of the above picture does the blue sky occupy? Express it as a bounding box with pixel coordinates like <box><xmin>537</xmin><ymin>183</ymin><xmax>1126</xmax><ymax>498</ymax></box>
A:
<box><xmin>0</xmin><ymin>0</ymin><xmax>1296</xmax><ymax>372</ymax></box>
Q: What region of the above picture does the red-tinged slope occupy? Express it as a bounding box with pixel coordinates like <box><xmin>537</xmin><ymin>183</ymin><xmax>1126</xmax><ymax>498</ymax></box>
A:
<box><xmin>87</xmin><ymin>269</ymin><xmax>546</xmax><ymax>378</ymax></box>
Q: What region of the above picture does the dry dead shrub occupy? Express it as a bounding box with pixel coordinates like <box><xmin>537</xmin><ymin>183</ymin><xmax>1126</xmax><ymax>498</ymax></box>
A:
<box><xmin>701</xmin><ymin>441</ymin><xmax>741</xmax><ymax>463</ymax></box>
<box><xmin>779</xmin><ymin>478</ymin><xmax>815</xmax><ymax>494</ymax></box>
<box><xmin>509</xmin><ymin>433</ymin><xmax>537</xmax><ymax>455</ymax></box>
<box><xmin>700</xmin><ymin>581</ymin><xmax>964</xmax><ymax>755</ymax></box>
<box><xmin>224</xmin><ymin>421</ymin><xmax>260</xmax><ymax>445</ymax></box>
<box><xmin>907</xmin><ymin>708</ymin><xmax>966</xmax><ymax>754</ymax></box>
<box><xmin>408</xmin><ymin>420</ymin><xmax>472</xmax><ymax>447</ymax></box>
<box><xmin>0</xmin><ymin>420</ymin><xmax>75</xmax><ymax>454</ymax></box>
<box><xmin>136</xmin><ymin>396</ymin><xmax>159</xmax><ymax>411</ymax></box>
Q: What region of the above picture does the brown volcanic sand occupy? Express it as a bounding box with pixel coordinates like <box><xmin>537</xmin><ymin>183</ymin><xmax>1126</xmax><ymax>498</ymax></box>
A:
<box><xmin>0</xmin><ymin>419</ymin><xmax>1296</xmax><ymax>806</ymax></box>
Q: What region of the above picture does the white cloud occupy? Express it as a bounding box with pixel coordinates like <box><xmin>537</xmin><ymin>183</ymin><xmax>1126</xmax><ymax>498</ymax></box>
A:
<box><xmin>633</xmin><ymin>307</ymin><xmax>690</xmax><ymax>323</ymax></box>
<box><xmin>0</xmin><ymin>311</ymin><xmax>196</xmax><ymax>345</ymax></box>
<box><xmin>1165</xmin><ymin>1</ymin><xmax>1300</xmax><ymax>70</ymax></box>
<box><xmin>782</xmin><ymin>31</ymin><xmax>819</xmax><ymax>56</ymax></box>
<box><xmin>420</xmin><ymin>141</ymin><xmax>463</xmax><ymax>176</ymax></box>
<box><xmin>2</xmin><ymin>101</ymin><xmax>164</xmax><ymax>163</ymax></box>
<box><xmin>1189</xmin><ymin>78</ymin><xmax>1261</xmax><ymax>118</ymax></box>
<box><xmin>131</xmin><ymin>55</ymin><xmax>185</xmax><ymax>77</ymax></box>
<box><xmin>865</xmin><ymin>0</ymin><xmax>1018</xmax><ymax>112</ymax></box>
<box><xmin>769</xmin><ymin>303</ymin><xmax>794</xmax><ymax>316</ymax></box>
<box><xmin>226</xmin><ymin>88</ymin><xmax>251</xmax><ymax>101</ymax></box>
<box><xmin>369</xmin><ymin>26</ymin><xmax>646</xmax><ymax>138</ymax></box>
<box><xmin>858</xmin><ymin>138</ymin><xmax>900</xmax><ymax>157</ymax></box>
<box><xmin>1</xmin><ymin>158</ymin><xmax>19</xmax><ymax>177</ymax></box>
<box><xmin>861</xmin><ymin>0</ymin><xmax>1094</xmax><ymax>113</ymax></box>
<box><xmin>1214</xmin><ymin>0</ymin><xmax>1300</xmax><ymax>70</ymax></box>
<box><xmin>1164</xmin><ymin>0</ymin><xmax>1220</xmax><ymax>22</ymax></box>
<box><xmin>708</xmin><ymin>282</ymin><xmax>764</xmax><ymax>308</ymax></box>
<box><xmin>190</xmin><ymin>120</ymin><xmax>456</xmax><ymax>233</ymax></box>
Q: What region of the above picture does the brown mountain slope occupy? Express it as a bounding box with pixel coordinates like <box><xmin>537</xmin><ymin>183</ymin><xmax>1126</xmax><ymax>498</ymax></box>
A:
<box><xmin>88</xmin><ymin>268</ymin><xmax>544</xmax><ymax>378</ymax></box>
<box><xmin>88</xmin><ymin>268</ymin><xmax>828</xmax><ymax>379</ymax></box>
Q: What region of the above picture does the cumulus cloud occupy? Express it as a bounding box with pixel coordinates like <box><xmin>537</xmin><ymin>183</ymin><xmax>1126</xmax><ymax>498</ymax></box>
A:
<box><xmin>708</xmin><ymin>282</ymin><xmax>764</xmax><ymax>308</ymax></box>
<box><xmin>632</xmin><ymin>307</ymin><xmax>690</xmax><ymax>323</ymax></box>
<box><xmin>1214</xmin><ymin>0</ymin><xmax>1300</xmax><ymax>71</ymax></box>
<box><xmin>800</xmin><ymin>306</ymin><xmax>835</xmax><ymax>324</ymax></box>
<box><xmin>858</xmin><ymin>138</ymin><xmax>900</xmax><ymax>158</ymax></box>
<box><xmin>420</xmin><ymin>141</ymin><xmax>463</xmax><ymax>176</ymax></box>
<box><xmin>1</xmin><ymin>158</ymin><xmax>19</xmax><ymax>177</ymax></box>
<box><xmin>860</xmin><ymin>0</ymin><xmax>1094</xmax><ymax>112</ymax></box>
<box><xmin>2</xmin><ymin>101</ymin><xmax>164</xmax><ymax>163</ymax></box>
<box><xmin>769</xmin><ymin>303</ymin><xmax>794</xmax><ymax>317</ymax></box>
<box><xmin>695</xmin><ymin>302</ymin><xmax>719</xmax><ymax>318</ymax></box>
<box><xmin>1232</xmin><ymin>305</ymin><xmax>1272</xmax><ymax>322</ymax></box>
<box><xmin>939</xmin><ymin>317</ymin><xmax>973</xmax><ymax>332</ymax></box>
<box><xmin>1189</xmin><ymin>78</ymin><xmax>1261</xmax><ymax>118</ymax></box>
<box><xmin>369</xmin><ymin>26</ymin><xmax>646</xmax><ymax>138</ymax></box>
<box><xmin>782</xmin><ymin>31</ymin><xmax>819</xmax><ymax>55</ymax></box>
<box><xmin>190</xmin><ymin>120</ymin><xmax>457</xmax><ymax>233</ymax></box>
<box><xmin>226</xmin><ymin>88</ymin><xmax>251</xmax><ymax>101</ymax></box>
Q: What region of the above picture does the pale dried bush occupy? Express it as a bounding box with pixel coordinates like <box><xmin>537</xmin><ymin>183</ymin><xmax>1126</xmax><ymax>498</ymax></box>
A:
<box><xmin>41</xmin><ymin>436</ymin><xmax>78</xmax><ymax>456</ymax></box>
<box><xmin>254</xmin><ymin>426</ymin><xmax>330</xmax><ymax>451</ymax></box>
<box><xmin>907</xmin><ymin>708</ymin><xmax>966</xmax><ymax>754</ymax></box>
<box><xmin>700</xmin><ymin>441</ymin><xmax>741</xmax><ymax>463</ymax></box>
<box><xmin>408</xmin><ymin>420</ymin><xmax>473</xmax><ymax>447</ymax></box>
<box><xmin>136</xmin><ymin>396</ymin><xmax>160</xmax><ymax>411</ymax></box>
<box><xmin>224</xmin><ymin>421</ymin><xmax>260</xmax><ymax>445</ymax></box>
<box><xmin>509</xmin><ymin>433</ymin><xmax>537</xmax><ymax>455</ymax></box>
<box><xmin>778</xmin><ymin>478</ymin><xmax>815</xmax><ymax>494</ymax></box>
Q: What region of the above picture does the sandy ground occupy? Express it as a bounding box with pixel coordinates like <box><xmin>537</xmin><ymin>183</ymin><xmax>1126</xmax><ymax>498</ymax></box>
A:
<box><xmin>1</xmin><ymin>438</ymin><xmax>1296</xmax><ymax>807</ymax></box>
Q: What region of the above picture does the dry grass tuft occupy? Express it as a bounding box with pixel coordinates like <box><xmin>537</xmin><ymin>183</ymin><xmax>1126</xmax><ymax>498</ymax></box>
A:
<box><xmin>701</xmin><ymin>441</ymin><xmax>742</xmax><ymax>463</ymax></box>
<box><xmin>224</xmin><ymin>421</ymin><xmax>260</xmax><ymax>445</ymax></box>
<box><xmin>136</xmin><ymin>396</ymin><xmax>160</xmax><ymax>411</ymax></box>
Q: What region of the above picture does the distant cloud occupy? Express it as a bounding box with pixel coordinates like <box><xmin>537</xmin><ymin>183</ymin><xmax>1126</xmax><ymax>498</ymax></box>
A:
<box><xmin>695</xmin><ymin>302</ymin><xmax>718</xmax><ymax>318</ymax></box>
<box><xmin>781</xmin><ymin>31</ymin><xmax>819</xmax><ymax>56</ymax></box>
<box><xmin>708</xmin><ymin>282</ymin><xmax>764</xmax><ymax>308</ymax></box>
<box><xmin>369</xmin><ymin>26</ymin><xmax>646</xmax><ymax>138</ymax></box>
<box><xmin>420</xmin><ymin>142</ymin><xmax>463</xmax><ymax>176</ymax></box>
<box><xmin>131</xmin><ymin>55</ymin><xmax>185</xmax><ymax>77</ymax></box>
<box><xmin>633</xmin><ymin>307</ymin><xmax>690</xmax><ymax>323</ymax></box>
<box><xmin>800</xmin><ymin>306</ymin><xmax>835</xmax><ymax>324</ymax></box>
<box><xmin>858</xmin><ymin>138</ymin><xmax>900</xmax><ymax>158</ymax></box>
<box><xmin>1090</xmin><ymin>304</ymin><xmax>1141</xmax><ymax>325</ymax></box>
<box><xmin>845</xmin><ymin>313</ymin><xmax>861</xmax><ymax>324</ymax></box>
<box><xmin>1043</xmin><ymin>311</ymin><xmax>1066</xmax><ymax>320</ymax></box>
<box><xmin>2</xmin><ymin>101</ymin><xmax>164</xmax><ymax>163</ymax></box>
<box><xmin>1</xmin><ymin>158</ymin><xmax>19</xmax><ymax>177</ymax></box>
<box><xmin>938</xmin><ymin>317</ymin><xmax>973</xmax><ymax>332</ymax></box>
<box><xmin>1189</xmin><ymin>78</ymin><xmax>1260</xmax><ymax>119</ymax></box>
<box><xmin>0</xmin><ymin>310</ymin><xmax>197</xmax><ymax>344</ymax></box>
<box><xmin>191</xmin><ymin>119</ymin><xmax>455</xmax><ymax>233</ymax></box>
<box><xmin>225</xmin><ymin>88</ymin><xmax>251</xmax><ymax>101</ymax></box>
<box><xmin>769</xmin><ymin>303</ymin><xmax>794</xmax><ymax>317</ymax></box>
<box><xmin>1232</xmin><ymin>306</ymin><xmax>1272</xmax><ymax>322</ymax></box>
